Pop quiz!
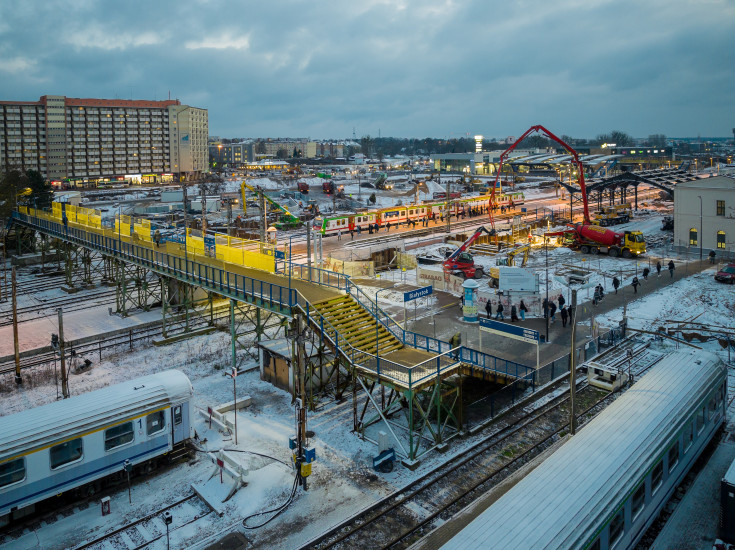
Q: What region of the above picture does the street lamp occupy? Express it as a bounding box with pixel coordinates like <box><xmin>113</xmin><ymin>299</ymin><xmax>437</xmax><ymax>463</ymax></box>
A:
<box><xmin>698</xmin><ymin>195</ymin><xmax>703</xmax><ymax>261</ymax></box>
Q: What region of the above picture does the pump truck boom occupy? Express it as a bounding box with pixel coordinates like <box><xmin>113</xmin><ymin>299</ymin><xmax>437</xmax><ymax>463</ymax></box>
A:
<box><xmin>489</xmin><ymin>125</ymin><xmax>591</xmax><ymax>230</ymax></box>
<box><xmin>241</xmin><ymin>181</ymin><xmax>302</xmax><ymax>230</ymax></box>
<box><xmin>443</xmin><ymin>225</ymin><xmax>496</xmax><ymax>279</ymax></box>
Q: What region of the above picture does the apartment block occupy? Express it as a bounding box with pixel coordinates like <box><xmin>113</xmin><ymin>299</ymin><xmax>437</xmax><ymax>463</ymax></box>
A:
<box><xmin>0</xmin><ymin>95</ymin><xmax>208</xmax><ymax>184</ymax></box>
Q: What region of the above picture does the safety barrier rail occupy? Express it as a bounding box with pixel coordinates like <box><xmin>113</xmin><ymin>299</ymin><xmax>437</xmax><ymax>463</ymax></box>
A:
<box><xmin>12</xmin><ymin>211</ymin><xmax>297</xmax><ymax>314</ymax></box>
<box><xmin>276</xmin><ymin>260</ymin><xmax>349</xmax><ymax>292</ymax></box>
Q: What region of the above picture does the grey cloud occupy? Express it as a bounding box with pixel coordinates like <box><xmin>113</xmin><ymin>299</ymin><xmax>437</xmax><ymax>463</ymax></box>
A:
<box><xmin>0</xmin><ymin>0</ymin><xmax>731</xmax><ymax>138</ymax></box>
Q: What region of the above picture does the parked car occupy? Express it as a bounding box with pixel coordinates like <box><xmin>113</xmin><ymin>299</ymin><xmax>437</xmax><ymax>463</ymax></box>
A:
<box><xmin>715</xmin><ymin>263</ymin><xmax>735</xmax><ymax>284</ymax></box>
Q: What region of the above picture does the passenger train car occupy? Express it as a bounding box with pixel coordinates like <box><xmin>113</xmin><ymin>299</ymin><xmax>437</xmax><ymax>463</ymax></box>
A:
<box><xmin>438</xmin><ymin>350</ymin><xmax>726</xmax><ymax>550</ymax></box>
<box><xmin>313</xmin><ymin>192</ymin><xmax>525</xmax><ymax>236</ymax></box>
<box><xmin>0</xmin><ymin>370</ymin><xmax>194</xmax><ymax>526</ymax></box>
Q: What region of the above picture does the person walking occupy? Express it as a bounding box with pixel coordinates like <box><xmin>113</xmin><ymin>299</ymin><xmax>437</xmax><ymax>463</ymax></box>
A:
<box><xmin>558</xmin><ymin>293</ymin><xmax>565</xmax><ymax>308</ymax></box>
<box><xmin>350</xmin><ymin>229</ymin><xmax>354</xmax><ymax>240</ymax></box>
<box><xmin>485</xmin><ymin>300</ymin><xmax>492</xmax><ymax>319</ymax></box>
<box><xmin>495</xmin><ymin>302</ymin><xmax>504</xmax><ymax>320</ymax></box>
<box><xmin>656</xmin><ymin>261</ymin><xmax>662</xmax><ymax>277</ymax></box>
<box><xmin>632</xmin><ymin>276</ymin><xmax>640</xmax><ymax>293</ymax></box>
<box><xmin>549</xmin><ymin>300</ymin><xmax>557</xmax><ymax>323</ymax></box>
<box><xmin>612</xmin><ymin>276</ymin><xmax>620</xmax><ymax>294</ymax></box>
<box><xmin>519</xmin><ymin>300</ymin><xmax>527</xmax><ymax>321</ymax></box>
<box><xmin>511</xmin><ymin>304</ymin><xmax>519</xmax><ymax>322</ymax></box>
<box><xmin>593</xmin><ymin>286</ymin><xmax>600</xmax><ymax>306</ymax></box>
<box><xmin>386</xmin><ymin>222</ymin><xmax>391</xmax><ymax>232</ymax></box>
<box><xmin>337</xmin><ymin>229</ymin><xmax>342</xmax><ymax>241</ymax></box>
<box><xmin>560</xmin><ymin>305</ymin><xmax>568</xmax><ymax>327</ymax></box>
<box><xmin>668</xmin><ymin>259</ymin><xmax>675</xmax><ymax>278</ymax></box>
<box><xmin>642</xmin><ymin>267</ymin><xmax>650</xmax><ymax>280</ymax></box>
<box><xmin>709</xmin><ymin>250</ymin><xmax>716</xmax><ymax>264</ymax></box>
<box><xmin>542</xmin><ymin>297</ymin><xmax>549</xmax><ymax>319</ymax></box>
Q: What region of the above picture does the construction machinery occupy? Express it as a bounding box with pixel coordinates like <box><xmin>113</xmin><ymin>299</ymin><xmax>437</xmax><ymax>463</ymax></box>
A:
<box><xmin>488</xmin><ymin>244</ymin><xmax>531</xmax><ymax>287</ymax></box>
<box><xmin>490</xmin><ymin>125</ymin><xmax>591</xmax><ymax>231</ymax></box>
<box><xmin>373</xmin><ymin>172</ymin><xmax>392</xmax><ymax>190</ymax></box>
<box><xmin>592</xmin><ymin>203</ymin><xmax>632</xmax><ymax>226</ymax></box>
<box><xmin>322</xmin><ymin>180</ymin><xmax>345</xmax><ymax>198</ymax></box>
<box><xmin>495</xmin><ymin>125</ymin><xmax>647</xmax><ymax>257</ymax></box>
<box><xmin>548</xmin><ymin>223</ymin><xmax>646</xmax><ymax>258</ymax></box>
<box><xmin>240</xmin><ymin>181</ymin><xmax>302</xmax><ymax>230</ymax></box>
<box><xmin>297</xmin><ymin>180</ymin><xmax>310</xmax><ymax>194</ymax></box>
<box><xmin>443</xmin><ymin>226</ymin><xmax>496</xmax><ymax>279</ymax></box>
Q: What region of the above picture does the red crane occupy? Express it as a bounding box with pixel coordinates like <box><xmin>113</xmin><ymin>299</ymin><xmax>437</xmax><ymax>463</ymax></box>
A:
<box><xmin>442</xmin><ymin>225</ymin><xmax>496</xmax><ymax>279</ymax></box>
<box><xmin>489</xmin><ymin>125</ymin><xmax>591</xmax><ymax>226</ymax></box>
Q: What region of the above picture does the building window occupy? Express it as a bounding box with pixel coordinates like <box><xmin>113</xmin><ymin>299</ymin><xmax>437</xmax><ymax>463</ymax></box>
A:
<box><xmin>147</xmin><ymin>410</ymin><xmax>166</xmax><ymax>435</ymax></box>
<box><xmin>717</xmin><ymin>231</ymin><xmax>726</xmax><ymax>249</ymax></box>
<box><xmin>689</xmin><ymin>228</ymin><xmax>698</xmax><ymax>246</ymax></box>
<box><xmin>632</xmin><ymin>483</ymin><xmax>646</xmax><ymax>520</ymax></box>
<box><xmin>0</xmin><ymin>457</ymin><xmax>25</xmax><ymax>488</ymax></box>
<box><xmin>50</xmin><ymin>438</ymin><xmax>83</xmax><ymax>469</ymax></box>
<box><xmin>668</xmin><ymin>443</ymin><xmax>679</xmax><ymax>473</ymax></box>
<box><xmin>697</xmin><ymin>406</ymin><xmax>705</xmax><ymax>433</ymax></box>
<box><xmin>717</xmin><ymin>200</ymin><xmax>725</xmax><ymax>216</ymax></box>
<box><xmin>105</xmin><ymin>422</ymin><xmax>134</xmax><ymax>451</ymax></box>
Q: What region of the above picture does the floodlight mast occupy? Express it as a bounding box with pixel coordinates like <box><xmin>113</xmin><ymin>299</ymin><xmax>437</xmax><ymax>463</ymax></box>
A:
<box><xmin>490</xmin><ymin>125</ymin><xmax>591</xmax><ymax>227</ymax></box>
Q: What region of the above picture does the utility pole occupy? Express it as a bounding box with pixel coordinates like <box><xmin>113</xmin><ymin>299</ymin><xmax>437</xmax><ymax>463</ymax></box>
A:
<box><xmin>569</xmin><ymin>288</ymin><xmax>578</xmax><ymax>435</ymax></box>
<box><xmin>296</xmin><ymin>315</ymin><xmax>308</xmax><ymax>490</ymax></box>
<box><xmin>58</xmin><ymin>307</ymin><xmax>69</xmax><ymax>398</ymax></box>
<box><xmin>445</xmin><ymin>179</ymin><xmax>451</xmax><ymax>234</ymax></box>
<box><xmin>12</xmin><ymin>267</ymin><xmax>21</xmax><ymax>384</ymax></box>
<box><xmin>306</xmin><ymin>221</ymin><xmax>312</xmax><ymax>282</ymax></box>
<box><xmin>259</xmin><ymin>194</ymin><xmax>267</xmax><ymax>247</ymax></box>
<box><xmin>226</xmin><ymin>199</ymin><xmax>233</xmax><ymax>236</ymax></box>
<box><xmin>200</xmin><ymin>184</ymin><xmax>207</xmax><ymax>234</ymax></box>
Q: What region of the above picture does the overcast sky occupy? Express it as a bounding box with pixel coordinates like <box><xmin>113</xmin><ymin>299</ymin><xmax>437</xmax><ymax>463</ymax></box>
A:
<box><xmin>1</xmin><ymin>0</ymin><xmax>732</xmax><ymax>140</ymax></box>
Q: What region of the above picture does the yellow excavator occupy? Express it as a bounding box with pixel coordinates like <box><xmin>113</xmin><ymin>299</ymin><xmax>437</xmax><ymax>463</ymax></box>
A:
<box><xmin>489</xmin><ymin>244</ymin><xmax>531</xmax><ymax>287</ymax></box>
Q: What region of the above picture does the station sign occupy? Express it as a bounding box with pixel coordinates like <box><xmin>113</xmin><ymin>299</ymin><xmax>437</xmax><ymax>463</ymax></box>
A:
<box><xmin>404</xmin><ymin>285</ymin><xmax>433</xmax><ymax>302</ymax></box>
<box><xmin>275</xmin><ymin>250</ymin><xmax>285</xmax><ymax>259</ymax></box>
<box><xmin>480</xmin><ymin>318</ymin><xmax>539</xmax><ymax>344</ymax></box>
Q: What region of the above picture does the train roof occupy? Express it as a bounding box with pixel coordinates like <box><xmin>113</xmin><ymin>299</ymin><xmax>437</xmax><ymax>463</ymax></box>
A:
<box><xmin>440</xmin><ymin>350</ymin><xmax>725</xmax><ymax>550</ymax></box>
<box><xmin>0</xmin><ymin>370</ymin><xmax>193</xmax><ymax>463</ymax></box>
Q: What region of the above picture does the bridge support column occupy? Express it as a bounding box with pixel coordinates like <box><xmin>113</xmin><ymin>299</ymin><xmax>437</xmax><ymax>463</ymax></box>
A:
<box><xmin>115</xmin><ymin>260</ymin><xmax>161</xmax><ymax>317</ymax></box>
<box><xmin>352</xmin><ymin>372</ymin><xmax>461</xmax><ymax>463</ymax></box>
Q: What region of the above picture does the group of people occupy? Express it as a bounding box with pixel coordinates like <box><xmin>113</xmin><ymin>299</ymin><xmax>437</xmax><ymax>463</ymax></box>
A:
<box><xmin>484</xmin><ymin>299</ymin><xmax>529</xmax><ymax>323</ymax></box>
<box><xmin>542</xmin><ymin>295</ymin><xmax>575</xmax><ymax>328</ymax></box>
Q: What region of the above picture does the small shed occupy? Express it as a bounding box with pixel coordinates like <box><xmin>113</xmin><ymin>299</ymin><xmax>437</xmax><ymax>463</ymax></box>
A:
<box><xmin>257</xmin><ymin>338</ymin><xmax>328</xmax><ymax>394</ymax></box>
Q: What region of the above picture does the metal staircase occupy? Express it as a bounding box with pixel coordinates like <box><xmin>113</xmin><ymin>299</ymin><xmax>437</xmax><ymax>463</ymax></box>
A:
<box><xmin>310</xmin><ymin>294</ymin><xmax>403</xmax><ymax>356</ymax></box>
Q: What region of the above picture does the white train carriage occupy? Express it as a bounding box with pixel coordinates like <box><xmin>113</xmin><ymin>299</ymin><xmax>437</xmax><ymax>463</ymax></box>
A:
<box><xmin>0</xmin><ymin>370</ymin><xmax>194</xmax><ymax>526</ymax></box>
<box><xmin>438</xmin><ymin>350</ymin><xmax>726</xmax><ymax>550</ymax></box>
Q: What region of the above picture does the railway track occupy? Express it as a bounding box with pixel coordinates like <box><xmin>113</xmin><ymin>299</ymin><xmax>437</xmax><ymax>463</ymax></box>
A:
<box><xmin>0</xmin><ymin>306</ymin><xmax>283</xmax><ymax>377</ymax></box>
<box><xmin>300</xmin><ymin>347</ymin><xmax>664</xmax><ymax>550</ymax></box>
<box><xmin>0</xmin><ymin>288</ymin><xmax>118</xmax><ymax>327</ymax></box>
<box><xmin>72</xmin><ymin>493</ymin><xmax>212</xmax><ymax>550</ymax></box>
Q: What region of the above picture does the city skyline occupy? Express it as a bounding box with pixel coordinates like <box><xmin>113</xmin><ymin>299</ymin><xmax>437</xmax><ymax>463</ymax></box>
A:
<box><xmin>1</xmin><ymin>0</ymin><xmax>732</xmax><ymax>139</ymax></box>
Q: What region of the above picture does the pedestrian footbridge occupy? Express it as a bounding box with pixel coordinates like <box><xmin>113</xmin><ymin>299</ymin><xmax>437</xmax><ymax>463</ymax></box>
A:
<box><xmin>11</xmin><ymin>206</ymin><xmax>534</xmax><ymax>461</ymax></box>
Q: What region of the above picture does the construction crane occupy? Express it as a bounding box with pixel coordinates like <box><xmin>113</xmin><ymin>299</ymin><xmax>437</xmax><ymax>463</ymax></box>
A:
<box><xmin>490</xmin><ymin>125</ymin><xmax>591</xmax><ymax>228</ymax></box>
<box><xmin>240</xmin><ymin>181</ymin><xmax>302</xmax><ymax>230</ymax></box>
<box><xmin>443</xmin><ymin>225</ymin><xmax>496</xmax><ymax>279</ymax></box>
<box><xmin>489</xmin><ymin>244</ymin><xmax>531</xmax><ymax>287</ymax></box>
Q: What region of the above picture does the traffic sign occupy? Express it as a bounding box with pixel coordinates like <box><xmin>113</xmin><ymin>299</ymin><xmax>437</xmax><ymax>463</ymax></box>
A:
<box><xmin>404</xmin><ymin>285</ymin><xmax>433</xmax><ymax>302</ymax></box>
<box><xmin>479</xmin><ymin>318</ymin><xmax>539</xmax><ymax>344</ymax></box>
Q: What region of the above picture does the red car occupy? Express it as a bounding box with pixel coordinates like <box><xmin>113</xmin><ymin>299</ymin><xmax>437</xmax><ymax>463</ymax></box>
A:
<box><xmin>715</xmin><ymin>263</ymin><xmax>735</xmax><ymax>284</ymax></box>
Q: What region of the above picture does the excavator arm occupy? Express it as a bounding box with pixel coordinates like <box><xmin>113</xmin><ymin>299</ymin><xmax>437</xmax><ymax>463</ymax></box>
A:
<box><xmin>490</xmin><ymin>125</ymin><xmax>591</xmax><ymax>225</ymax></box>
<box><xmin>444</xmin><ymin>225</ymin><xmax>496</xmax><ymax>262</ymax></box>
<box><xmin>241</xmin><ymin>181</ymin><xmax>300</xmax><ymax>222</ymax></box>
